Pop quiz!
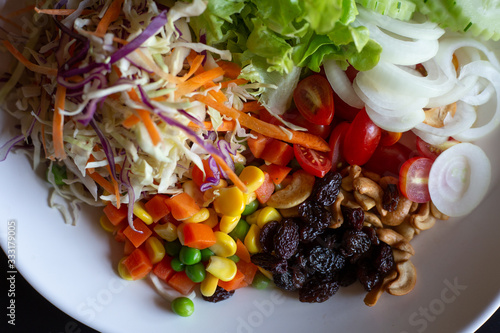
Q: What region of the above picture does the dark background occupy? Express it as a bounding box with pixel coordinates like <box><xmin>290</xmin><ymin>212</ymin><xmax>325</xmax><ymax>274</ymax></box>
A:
<box><xmin>1</xmin><ymin>250</ymin><xmax>499</xmax><ymax>333</ymax></box>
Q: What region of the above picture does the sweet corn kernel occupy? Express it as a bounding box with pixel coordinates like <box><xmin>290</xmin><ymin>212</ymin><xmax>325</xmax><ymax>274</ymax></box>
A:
<box><xmin>206</xmin><ymin>256</ymin><xmax>237</xmax><ymax>282</ymax></box>
<box><xmin>133</xmin><ymin>201</ymin><xmax>153</xmax><ymax>225</ymax></box>
<box><xmin>213</xmin><ymin>186</ymin><xmax>245</xmax><ymax>216</ymax></box>
<box><xmin>200</xmin><ymin>272</ymin><xmax>219</xmax><ymax>297</ymax></box>
<box><xmin>256</xmin><ymin>207</ymin><xmax>282</xmax><ymax>228</ymax></box>
<box><xmin>183</xmin><ymin>207</ymin><xmax>210</xmax><ymax>223</ymax></box>
<box><xmin>244</xmin><ymin>224</ymin><xmax>262</xmax><ymax>254</ymax></box>
<box><xmin>118</xmin><ymin>257</ymin><xmax>133</xmax><ymax>281</ymax></box>
<box><xmin>145</xmin><ymin>237</ymin><xmax>166</xmax><ymax>264</ymax></box>
<box><xmin>100</xmin><ymin>215</ymin><xmax>115</xmax><ymax>233</ymax></box>
<box><xmin>239</xmin><ymin>166</ymin><xmax>266</xmax><ymax>193</ymax></box>
<box><xmin>258</xmin><ymin>267</ymin><xmax>273</xmax><ymax>280</ymax></box>
<box><xmin>177</xmin><ymin>223</ymin><xmax>185</xmax><ymax>245</ymax></box>
<box><xmin>209</xmin><ymin>231</ymin><xmax>237</xmax><ymax>257</ymax></box>
<box><xmin>243</xmin><ymin>191</ymin><xmax>257</xmax><ymax>205</ymax></box>
<box><xmin>246</xmin><ymin>209</ymin><xmax>261</xmax><ymax>225</ymax></box>
<box><xmin>154</xmin><ymin>222</ymin><xmax>178</xmax><ymax>242</ymax></box>
<box><xmin>202</xmin><ymin>208</ymin><xmax>219</xmax><ymax>228</ymax></box>
<box><xmin>219</xmin><ymin>215</ymin><xmax>240</xmax><ymax>234</ymax></box>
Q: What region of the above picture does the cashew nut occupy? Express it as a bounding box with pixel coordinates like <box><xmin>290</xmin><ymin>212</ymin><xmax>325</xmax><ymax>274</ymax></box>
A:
<box><xmin>376</xmin><ymin>229</ymin><xmax>415</xmax><ymax>255</ymax></box>
<box><xmin>393</xmin><ymin>219</ymin><xmax>418</xmax><ymax>241</ymax></box>
<box><xmin>410</xmin><ymin>201</ymin><xmax>420</xmax><ymax>214</ymax></box>
<box><xmin>381</xmin><ymin>195</ymin><xmax>412</xmax><ymax>226</ymax></box>
<box><xmin>266</xmin><ymin>170</ymin><xmax>315</xmax><ymax>209</ymax></box>
<box><xmin>410</xmin><ymin>202</ymin><xmax>436</xmax><ymax>231</ymax></box>
<box><xmin>430</xmin><ymin>201</ymin><xmax>449</xmax><ymax>220</ymax></box>
<box><xmin>392</xmin><ymin>248</ymin><xmax>412</xmax><ymax>263</ymax></box>
<box><xmin>387</xmin><ymin>260</ymin><xmax>417</xmax><ymax>296</ymax></box>
<box><xmin>364</xmin><ymin>270</ymin><xmax>398</xmax><ymax>307</ymax></box>
<box><xmin>353</xmin><ymin>177</ymin><xmax>387</xmax><ymax>216</ymax></box>
<box><xmin>340</xmin><ymin>188</ymin><xmax>361</xmax><ymax>209</ymax></box>
<box><xmin>363</xmin><ymin>211</ymin><xmax>383</xmax><ymax>228</ymax></box>
<box><xmin>423</xmin><ymin>102</ymin><xmax>457</xmax><ymax>128</ymax></box>
<box><xmin>354</xmin><ymin>191</ymin><xmax>376</xmax><ymax>211</ymax></box>
<box><xmin>279</xmin><ymin>206</ymin><xmax>300</xmax><ymax>218</ymax></box>
<box><xmin>341</xmin><ymin>165</ymin><xmax>362</xmax><ymax>192</ymax></box>
<box><xmin>362</xmin><ymin>169</ymin><xmax>381</xmax><ymax>183</ymax></box>
<box><xmin>329</xmin><ymin>191</ymin><xmax>344</xmax><ymax>228</ymax></box>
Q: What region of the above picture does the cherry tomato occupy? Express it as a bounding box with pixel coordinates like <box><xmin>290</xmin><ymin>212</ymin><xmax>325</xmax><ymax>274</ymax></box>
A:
<box><xmin>380</xmin><ymin>130</ymin><xmax>402</xmax><ymax>146</ymax></box>
<box><xmin>293</xmin><ymin>75</ymin><xmax>335</xmax><ymax>126</ymax></box>
<box><xmin>328</xmin><ymin>122</ymin><xmax>350</xmax><ymax>172</ymax></box>
<box><xmin>192</xmin><ymin>159</ymin><xmax>220</xmax><ymax>188</ymax></box>
<box><xmin>416</xmin><ymin>136</ymin><xmax>460</xmax><ymax>160</ymax></box>
<box><xmin>345</xmin><ymin>65</ymin><xmax>359</xmax><ymax>83</ymax></box>
<box><xmin>342</xmin><ymin>109</ymin><xmax>382</xmax><ymax>166</ymax></box>
<box><xmin>293</xmin><ymin>144</ymin><xmax>332</xmax><ymax>178</ymax></box>
<box><xmin>399</xmin><ymin>157</ymin><xmax>433</xmax><ymax>203</ymax></box>
<box><xmin>332</xmin><ymin>92</ymin><xmax>361</xmax><ymax>122</ymax></box>
<box><xmin>363</xmin><ymin>142</ymin><xmax>413</xmax><ymax>177</ymax></box>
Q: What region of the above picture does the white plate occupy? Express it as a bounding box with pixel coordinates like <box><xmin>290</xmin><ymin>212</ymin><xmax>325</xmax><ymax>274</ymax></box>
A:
<box><xmin>1</xmin><ymin>2</ymin><xmax>500</xmax><ymax>332</ymax></box>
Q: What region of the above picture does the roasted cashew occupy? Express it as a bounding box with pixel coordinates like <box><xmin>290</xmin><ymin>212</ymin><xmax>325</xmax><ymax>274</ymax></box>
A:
<box><xmin>354</xmin><ymin>191</ymin><xmax>376</xmax><ymax>211</ymax></box>
<box><xmin>387</xmin><ymin>260</ymin><xmax>417</xmax><ymax>296</ymax></box>
<box><xmin>364</xmin><ymin>270</ymin><xmax>398</xmax><ymax>307</ymax></box>
<box><xmin>410</xmin><ymin>201</ymin><xmax>420</xmax><ymax>214</ymax></box>
<box><xmin>393</xmin><ymin>218</ymin><xmax>418</xmax><ymax>241</ymax></box>
<box><xmin>430</xmin><ymin>201</ymin><xmax>449</xmax><ymax>220</ymax></box>
<box><xmin>329</xmin><ymin>191</ymin><xmax>344</xmax><ymax>228</ymax></box>
<box><xmin>266</xmin><ymin>170</ymin><xmax>315</xmax><ymax>209</ymax></box>
<box><xmin>362</xmin><ymin>170</ymin><xmax>381</xmax><ymax>183</ymax></box>
<box><xmin>410</xmin><ymin>202</ymin><xmax>436</xmax><ymax>231</ymax></box>
<box><xmin>392</xmin><ymin>248</ymin><xmax>412</xmax><ymax>263</ymax></box>
<box><xmin>340</xmin><ymin>188</ymin><xmax>361</xmax><ymax>209</ymax></box>
<box><xmin>423</xmin><ymin>102</ymin><xmax>457</xmax><ymax>128</ymax></box>
<box><xmin>363</xmin><ymin>211</ymin><xmax>383</xmax><ymax>228</ymax></box>
<box><xmin>381</xmin><ymin>195</ymin><xmax>412</xmax><ymax>226</ymax></box>
<box><xmin>378</xmin><ymin>176</ymin><xmax>399</xmax><ymax>190</ymax></box>
<box><xmin>353</xmin><ymin>177</ymin><xmax>387</xmax><ymax>217</ymax></box>
<box><xmin>341</xmin><ymin>165</ymin><xmax>362</xmax><ymax>192</ymax></box>
<box><xmin>376</xmin><ymin>229</ymin><xmax>415</xmax><ymax>255</ymax></box>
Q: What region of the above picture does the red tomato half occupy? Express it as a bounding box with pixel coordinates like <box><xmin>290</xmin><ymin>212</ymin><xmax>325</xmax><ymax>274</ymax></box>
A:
<box><xmin>293</xmin><ymin>75</ymin><xmax>335</xmax><ymax>126</ymax></box>
<box><xmin>416</xmin><ymin>136</ymin><xmax>460</xmax><ymax>160</ymax></box>
<box><xmin>399</xmin><ymin>157</ymin><xmax>433</xmax><ymax>203</ymax></box>
<box><xmin>363</xmin><ymin>142</ymin><xmax>413</xmax><ymax>177</ymax></box>
<box><xmin>380</xmin><ymin>130</ymin><xmax>402</xmax><ymax>146</ymax></box>
<box><xmin>293</xmin><ymin>144</ymin><xmax>332</xmax><ymax>178</ymax></box>
<box><xmin>343</xmin><ymin>109</ymin><xmax>382</xmax><ymax>166</ymax></box>
<box><xmin>328</xmin><ymin>122</ymin><xmax>350</xmax><ymax>172</ymax></box>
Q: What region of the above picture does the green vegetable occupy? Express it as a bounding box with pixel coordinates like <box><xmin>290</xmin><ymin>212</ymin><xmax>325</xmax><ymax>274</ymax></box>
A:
<box><xmin>200</xmin><ymin>248</ymin><xmax>215</xmax><ymax>262</ymax></box>
<box><xmin>242</xmin><ymin>200</ymin><xmax>258</xmax><ymax>216</ymax></box>
<box><xmin>170</xmin><ymin>258</ymin><xmax>185</xmax><ymax>272</ymax></box>
<box><xmin>229</xmin><ymin>218</ymin><xmax>250</xmax><ymax>241</ymax></box>
<box><xmin>355</xmin><ymin>0</ymin><xmax>416</xmax><ymax>21</ymax></box>
<box><xmin>185</xmin><ymin>262</ymin><xmax>207</xmax><ymax>283</ymax></box>
<box><xmin>252</xmin><ymin>271</ymin><xmax>271</xmax><ymax>289</ymax></box>
<box><xmin>228</xmin><ymin>255</ymin><xmax>240</xmax><ymax>263</ymax></box>
<box><xmin>234</xmin><ymin>162</ymin><xmax>245</xmax><ymax>176</ymax></box>
<box><xmin>165</xmin><ymin>239</ymin><xmax>182</xmax><ymax>257</ymax></box>
<box><xmin>179</xmin><ymin>246</ymin><xmax>202</xmax><ymax>265</ymax></box>
<box><xmin>47</xmin><ymin>164</ymin><xmax>67</xmax><ymax>186</ymax></box>
<box><xmin>171</xmin><ymin>297</ymin><xmax>195</xmax><ymax>317</ymax></box>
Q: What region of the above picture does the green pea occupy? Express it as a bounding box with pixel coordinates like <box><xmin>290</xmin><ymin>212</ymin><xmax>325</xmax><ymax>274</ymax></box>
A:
<box><xmin>170</xmin><ymin>258</ymin><xmax>185</xmax><ymax>272</ymax></box>
<box><xmin>200</xmin><ymin>248</ymin><xmax>215</xmax><ymax>262</ymax></box>
<box><xmin>165</xmin><ymin>239</ymin><xmax>182</xmax><ymax>257</ymax></box>
<box><xmin>242</xmin><ymin>200</ymin><xmax>259</xmax><ymax>216</ymax></box>
<box><xmin>234</xmin><ymin>162</ymin><xmax>245</xmax><ymax>176</ymax></box>
<box><xmin>46</xmin><ymin>164</ymin><xmax>67</xmax><ymax>186</ymax></box>
<box><xmin>185</xmin><ymin>262</ymin><xmax>206</xmax><ymax>283</ymax></box>
<box><xmin>171</xmin><ymin>297</ymin><xmax>194</xmax><ymax>317</ymax></box>
<box><xmin>252</xmin><ymin>271</ymin><xmax>271</xmax><ymax>290</ymax></box>
<box><xmin>229</xmin><ymin>219</ymin><xmax>250</xmax><ymax>241</ymax></box>
<box><xmin>179</xmin><ymin>246</ymin><xmax>202</xmax><ymax>265</ymax></box>
<box><xmin>227</xmin><ymin>255</ymin><xmax>240</xmax><ymax>263</ymax></box>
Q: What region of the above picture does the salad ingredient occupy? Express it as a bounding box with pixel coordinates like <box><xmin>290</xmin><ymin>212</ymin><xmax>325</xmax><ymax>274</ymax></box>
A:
<box><xmin>328</xmin><ymin>121</ymin><xmax>350</xmax><ymax>172</ymax></box>
<box><xmin>144</xmin><ymin>195</ymin><xmax>171</xmax><ymax>223</ymax></box>
<box><xmin>386</xmin><ymin>260</ymin><xmax>416</xmax><ymax>296</ymax></box>
<box><xmin>428</xmin><ymin>143</ymin><xmax>491</xmax><ymax>217</ymax></box>
<box><xmin>293</xmin><ymin>74</ymin><xmax>335</xmax><ymax>125</ymax></box>
<box><xmin>205</xmin><ymin>256</ymin><xmax>238</xmax><ymax>282</ymax></box>
<box><xmin>293</xmin><ymin>145</ymin><xmax>332</xmax><ymax>178</ymax></box>
<box><xmin>254</xmin><ymin>172</ymin><xmax>274</xmax><ymax>204</ymax></box>
<box><xmin>171</xmin><ymin>297</ymin><xmax>195</xmax><ymax>317</ymax></box>
<box><xmin>122</xmin><ymin>248</ymin><xmax>153</xmax><ymax>281</ymax></box>
<box><xmin>266</xmin><ymin>170</ymin><xmax>315</xmax><ymax>209</ymax></box>
<box><xmin>343</xmin><ymin>109</ymin><xmax>382</xmax><ymax>166</ymax></box>
<box><xmin>310</xmin><ymin>171</ymin><xmax>342</xmax><ymax>206</ymax></box>
<box><xmin>185</xmin><ymin>262</ymin><xmax>207</xmax><ymax>283</ymax></box>
<box><xmin>398</xmin><ymin>157</ymin><xmax>433</xmax><ymax>203</ymax></box>
<box><xmin>145</xmin><ymin>237</ymin><xmax>166</xmax><ymax>265</ymax></box>
<box><xmin>179</xmin><ymin>246</ymin><xmax>202</xmax><ymax>266</ymax></box>
<box><xmin>364</xmin><ymin>142</ymin><xmax>413</xmax><ymax>177</ymax></box>
<box><xmin>182</xmin><ymin>223</ymin><xmax>217</xmax><ymax>250</ymax></box>
<box><xmin>123</xmin><ymin>219</ymin><xmax>153</xmax><ymax>248</ymax></box>
<box><xmin>259</xmin><ymin>140</ymin><xmax>295</xmax><ymax>167</ymax></box>
<box><xmin>202</xmin><ymin>286</ymin><xmax>235</xmax><ymax>303</ymax></box>
<box><xmin>218</xmin><ymin>270</ymin><xmax>246</xmax><ymax>291</ymax></box>
<box><xmin>355</xmin><ymin>0</ymin><xmax>416</xmax><ymax>21</ymax></box>
<box><xmin>209</xmin><ymin>232</ymin><xmax>237</xmax><ymax>258</ymax></box>
<box><xmin>168</xmin><ymin>271</ymin><xmax>198</xmax><ymax>295</ymax></box>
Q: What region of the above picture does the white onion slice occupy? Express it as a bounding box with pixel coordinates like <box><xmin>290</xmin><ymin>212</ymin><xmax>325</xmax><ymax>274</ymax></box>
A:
<box><xmin>429</xmin><ymin>143</ymin><xmax>491</xmax><ymax>217</ymax></box>
<box><xmin>427</xmin><ymin>75</ymin><xmax>478</xmax><ymax>107</ymax></box>
<box><xmin>323</xmin><ymin>59</ymin><xmax>364</xmax><ymax>109</ymax></box>
<box><xmin>149</xmin><ymin>274</ymin><xmax>196</xmax><ymax>302</ymax></box>
<box><xmin>461</xmin><ymin>81</ymin><xmax>495</xmax><ymax>106</ymax></box>
<box><xmin>412</xmin><ymin>128</ymin><xmax>449</xmax><ymax>145</ymax></box>
<box><xmin>366</xmin><ymin>105</ymin><xmax>425</xmax><ymax>132</ymax></box>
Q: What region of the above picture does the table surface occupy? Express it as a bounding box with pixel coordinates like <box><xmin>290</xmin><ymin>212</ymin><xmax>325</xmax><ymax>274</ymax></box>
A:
<box><xmin>2</xmin><ymin>250</ymin><xmax>499</xmax><ymax>333</ymax></box>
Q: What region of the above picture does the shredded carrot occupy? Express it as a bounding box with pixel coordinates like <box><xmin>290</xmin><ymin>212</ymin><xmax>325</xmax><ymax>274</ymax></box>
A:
<box><xmin>122</xmin><ymin>114</ymin><xmax>141</xmax><ymax>128</ymax></box>
<box><xmin>53</xmin><ymin>86</ymin><xmax>67</xmax><ymax>160</ymax></box>
<box><xmin>106</xmin><ymin>165</ymin><xmax>121</xmax><ymax>209</ymax></box>
<box><xmin>96</xmin><ymin>0</ymin><xmax>124</xmax><ymax>35</ymax></box>
<box><xmin>216</xmin><ymin>60</ymin><xmax>242</xmax><ymax>79</ymax></box>
<box><xmin>2</xmin><ymin>40</ymin><xmax>58</xmax><ymax>76</ymax></box>
<box><xmin>89</xmin><ymin>171</ymin><xmax>116</xmax><ymax>195</ymax></box>
<box><xmin>210</xmin><ymin>153</ymin><xmax>248</xmax><ymax>193</ymax></box>
<box><xmin>34</xmin><ymin>8</ymin><xmax>94</xmax><ymax>16</ymax></box>
<box><xmin>0</xmin><ymin>15</ymin><xmax>22</xmax><ymax>30</ymax></box>
<box><xmin>6</xmin><ymin>5</ymin><xmax>35</xmax><ymax>18</ymax></box>
<box><xmin>241</xmin><ymin>101</ymin><xmax>265</xmax><ymax>114</ymax></box>
<box><xmin>81</xmin><ymin>30</ymin><xmax>128</xmax><ymax>45</ymax></box>
<box><xmin>220</xmin><ymin>78</ymin><xmax>248</xmax><ymax>89</ymax></box>
<box><xmin>193</xmin><ymin>94</ymin><xmax>330</xmax><ymax>152</ymax></box>
<box><xmin>86</xmin><ymin>154</ymin><xmax>96</xmax><ymax>174</ymax></box>
<box><xmin>174</xmin><ymin>67</ymin><xmax>225</xmax><ymax>98</ymax></box>
<box><xmin>188</xmin><ymin>120</ymin><xmax>236</xmax><ymax>132</ymax></box>
<box><xmin>126</xmin><ymin>89</ymin><xmax>161</xmax><ymax>145</ymax></box>
<box><xmin>135</xmin><ymin>49</ymin><xmax>182</xmax><ymax>84</ymax></box>
<box><xmin>182</xmin><ymin>54</ymin><xmax>205</xmax><ymax>81</ymax></box>
<box><xmin>203</xmin><ymin>81</ymin><xmax>227</xmax><ymax>103</ymax></box>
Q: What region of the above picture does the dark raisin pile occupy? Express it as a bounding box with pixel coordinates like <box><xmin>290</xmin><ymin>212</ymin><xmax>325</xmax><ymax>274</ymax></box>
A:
<box><xmin>251</xmin><ymin>171</ymin><xmax>395</xmax><ymax>303</ymax></box>
<box><xmin>202</xmin><ymin>286</ymin><xmax>235</xmax><ymax>303</ymax></box>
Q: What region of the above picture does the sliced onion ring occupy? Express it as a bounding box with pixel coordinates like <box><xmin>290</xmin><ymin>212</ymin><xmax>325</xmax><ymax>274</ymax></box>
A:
<box><xmin>429</xmin><ymin>143</ymin><xmax>491</xmax><ymax>217</ymax></box>
<box><xmin>323</xmin><ymin>59</ymin><xmax>364</xmax><ymax>109</ymax></box>
<box><xmin>365</xmin><ymin>105</ymin><xmax>425</xmax><ymax>132</ymax></box>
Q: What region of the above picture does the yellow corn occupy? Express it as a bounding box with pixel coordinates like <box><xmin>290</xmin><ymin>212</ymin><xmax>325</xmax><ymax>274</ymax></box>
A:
<box><xmin>154</xmin><ymin>222</ymin><xmax>177</xmax><ymax>242</ymax></box>
<box><xmin>246</xmin><ymin>209</ymin><xmax>261</xmax><ymax>225</ymax></box>
<box><xmin>118</xmin><ymin>257</ymin><xmax>133</xmax><ymax>281</ymax></box>
<box><xmin>202</xmin><ymin>208</ymin><xmax>219</xmax><ymax>228</ymax></box>
<box><xmin>243</xmin><ymin>191</ymin><xmax>257</xmax><ymax>205</ymax></box>
<box><xmin>258</xmin><ymin>267</ymin><xmax>273</xmax><ymax>280</ymax></box>
<box><xmin>209</xmin><ymin>231</ymin><xmax>237</xmax><ymax>257</ymax></box>
<box><xmin>133</xmin><ymin>201</ymin><xmax>153</xmax><ymax>225</ymax></box>
<box><xmin>183</xmin><ymin>207</ymin><xmax>210</xmax><ymax>223</ymax></box>
<box><xmin>244</xmin><ymin>224</ymin><xmax>262</xmax><ymax>254</ymax></box>
<box><xmin>99</xmin><ymin>215</ymin><xmax>115</xmax><ymax>233</ymax></box>
<box><xmin>200</xmin><ymin>272</ymin><xmax>219</xmax><ymax>297</ymax></box>
<box><xmin>145</xmin><ymin>237</ymin><xmax>165</xmax><ymax>264</ymax></box>
<box><xmin>256</xmin><ymin>207</ymin><xmax>282</xmax><ymax>228</ymax></box>
<box><xmin>213</xmin><ymin>186</ymin><xmax>245</xmax><ymax>216</ymax></box>
<box><xmin>239</xmin><ymin>166</ymin><xmax>266</xmax><ymax>193</ymax></box>
<box><xmin>219</xmin><ymin>215</ymin><xmax>240</xmax><ymax>234</ymax></box>
<box><xmin>206</xmin><ymin>256</ymin><xmax>237</xmax><ymax>282</ymax></box>
<box><xmin>177</xmin><ymin>223</ymin><xmax>185</xmax><ymax>245</ymax></box>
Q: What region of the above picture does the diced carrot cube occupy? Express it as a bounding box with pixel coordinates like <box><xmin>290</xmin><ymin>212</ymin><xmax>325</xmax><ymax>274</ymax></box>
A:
<box><xmin>122</xmin><ymin>248</ymin><xmax>153</xmax><ymax>280</ymax></box>
<box><xmin>167</xmin><ymin>271</ymin><xmax>197</xmax><ymax>295</ymax></box>
<box><xmin>103</xmin><ymin>202</ymin><xmax>128</xmax><ymax>226</ymax></box>
<box><xmin>152</xmin><ymin>256</ymin><xmax>175</xmax><ymax>282</ymax></box>
<box><xmin>123</xmin><ymin>218</ymin><xmax>153</xmax><ymax>248</ymax></box>
<box><xmin>144</xmin><ymin>194</ymin><xmax>170</xmax><ymax>223</ymax></box>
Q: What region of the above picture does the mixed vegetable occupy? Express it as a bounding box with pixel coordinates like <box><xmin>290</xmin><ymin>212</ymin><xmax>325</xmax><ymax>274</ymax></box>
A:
<box><xmin>1</xmin><ymin>0</ymin><xmax>500</xmax><ymax>318</ymax></box>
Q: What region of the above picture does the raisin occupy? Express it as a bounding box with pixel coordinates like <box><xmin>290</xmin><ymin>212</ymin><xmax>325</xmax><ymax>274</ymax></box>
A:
<box><xmin>259</xmin><ymin>220</ymin><xmax>280</xmax><ymax>253</ymax></box>
<box><xmin>298</xmin><ymin>201</ymin><xmax>332</xmax><ymax>231</ymax></box>
<box><xmin>341</xmin><ymin>206</ymin><xmax>365</xmax><ymax>230</ymax></box>
<box><xmin>251</xmin><ymin>253</ymin><xmax>288</xmax><ymax>274</ymax></box>
<box><xmin>310</xmin><ymin>171</ymin><xmax>342</xmax><ymax>206</ymax></box>
<box><xmin>202</xmin><ymin>286</ymin><xmax>235</xmax><ymax>302</ymax></box>
<box><xmin>298</xmin><ymin>221</ymin><xmax>321</xmax><ymax>243</ymax></box>
<box><xmin>357</xmin><ymin>259</ymin><xmax>381</xmax><ymax>292</ymax></box>
<box><xmin>314</xmin><ymin>228</ymin><xmax>342</xmax><ymax>249</ymax></box>
<box><xmin>372</xmin><ymin>242</ymin><xmax>394</xmax><ymax>275</ymax></box>
<box><xmin>299</xmin><ymin>278</ymin><xmax>340</xmax><ymax>303</ymax></box>
<box><xmin>338</xmin><ymin>263</ymin><xmax>358</xmax><ymax>287</ymax></box>
<box><xmin>307</xmin><ymin>246</ymin><xmax>346</xmax><ymax>274</ymax></box>
<box><xmin>362</xmin><ymin>226</ymin><xmax>380</xmax><ymax>246</ymax></box>
<box><xmin>341</xmin><ymin>229</ymin><xmax>371</xmax><ymax>257</ymax></box>
<box><xmin>383</xmin><ymin>183</ymin><xmax>399</xmax><ymax>212</ymax></box>
<box><xmin>273</xmin><ymin>267</ymin><xmax>307</xmax><ymax>291</ymax></box>
<box><xmin>274</xmin><ymin>219</ymin><xmax>299</xmax><ymax>259</ymax></box>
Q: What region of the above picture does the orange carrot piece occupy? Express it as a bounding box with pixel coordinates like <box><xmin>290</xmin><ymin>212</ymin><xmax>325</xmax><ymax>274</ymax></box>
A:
<box><xmin>153</xmin><ymin>256</ymin><xmax>175</xmax><ymax>281</ymax></box>
<box><xmin>188</xmin><ymin>120</ymin><xmax>236</xmax><ymax>132</ymax></box>
<box><xmin>53</xmin><ymin>85</ymin><xmax>67</xmax><ymax>160</ymax></box>
<box><xmin>123</xmin><ymin>218</ymin><xmax>153</xmax><ymax>248</ymax></box>
<box><xmin>96</xmin><ymin>0</ymin><xmax>124</xmax><ymax>35</ymax></box>
<box><xmin>182</xmin><ymin>223</ymin><xmax>217</xmax><ymax>250</ymax></box>
<box><xmin>218</xmin><ymin>269</ymin><xmax>246</xmax><ymax>291</ymax></box>
<box><xmin>182</xmin><ymin>54</ymin><xmax>205</xmax><ymax>81</ymax></box>
<box><xmin>123</xmin><ymin>248</ymin><xmax>153</xmax><ymax>280</ymax></box>
<box><xmin>168</xmin><ymin>271</ymin><xmax>197</xmax><ymax>295</ymax></box>
<box><xmin>137</xmin><ymin>109</ymin><xmax>161</xmax><ymax>145</ymax></box>
<box><xmin>89</xmin><ymin>172</ymin><xmax>115</xmax><ymax>194</ymax></box>
<box><xmin>216</xmin><ymin>60</ymin><xmax>242</xmax><ymax>79</ymax></box>
<box><xmin>123</xmin><ymin>239</ymin><xmax>135</xmax><ymax>256</ymax></box>
<box><xmin>103</xmin><ymin>201</ymin><xmax>128</xmax><ymax>226</ymax></box>
<box><xmin>235</xmin><ymin>239</ymin><xmax>251</xmax><ymax>263</ymax></box>
<box><xmin>260</xmin><ymin>164</ymin><xmax>292</xmax><ymax>185</ymax></box>
<box><xmin>220</xmin><ymin>78</ymin><xmax>248</xmax><ymax>89</ymax></box>
<box><xmin>122</xmin><ymin>114</ymin><xmax>141</xmax><ymax>128</ymax></box>
<box><xmin>236</xmin><ymin>260</ymin><xmax>258</xmax><ymax>285</ymax></box>
<box><xmin>242</xmin><ymin>101</ymin><xmax>266</xmax><ymax>114</ymax></box>
<box><xmin>165</xmin><ymin>193</ymin><xmax>200</xmax><ymax>221</ymax></box>
<box><xmin>174</xmin><ymin>67</ymin><xmax>225</xmax><ymax>98</ymax></box>
<box><xmin>2</xmin><ymin>40</ymin><xmax>58</xmax><ymax>76</ymax></box>
<box><xmin>34</xmin><ymin>8</ymin><xmax>94</xmax><ymax>16</ymax></box>
<box><xmin>255</xmin><ymin>171</ymin><xmax>274</xmax><ymax>204</ymax></box>
<box><xmin>144</xmin><ymin>194</ymin><xmax>170</xmax><ymax>223</ymax></box>
<box><xmin>247</xmin><ymin>132</ymin><xmax>272</xmax><ymax>159</ymax></box>
<box><xmin>210</xmin><ymin>153</ymin><xmax>248</xmax><ymax>193</ymax></box>
<box><xmin>192</xmin><ymin>94</ymin><xmax>330</xmax><ymax>152</ymax></box>
<box><xmin>114</xmin><ymin>224</ymin><xmax>128</xmax><ymax>242</ymax></box>
<box><xmin>203</xmin><ymin>81</ymin><xmax>228</xmax><ymax>103</ymax></box>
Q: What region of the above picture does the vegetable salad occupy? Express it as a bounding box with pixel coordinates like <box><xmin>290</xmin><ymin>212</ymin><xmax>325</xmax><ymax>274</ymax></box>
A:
<box><xmin>1</xmin><ymin>0</ymin><xmax>500</xmax><ymax>318</ymax></box>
